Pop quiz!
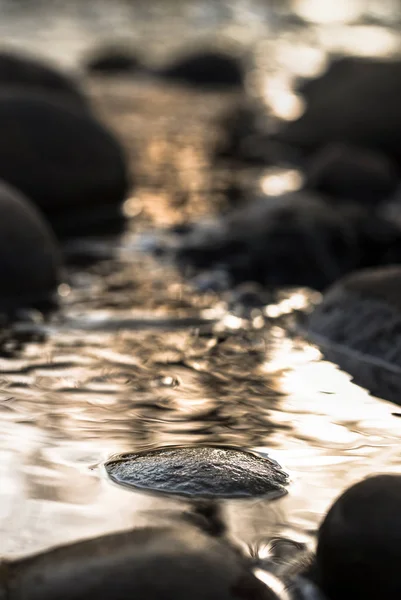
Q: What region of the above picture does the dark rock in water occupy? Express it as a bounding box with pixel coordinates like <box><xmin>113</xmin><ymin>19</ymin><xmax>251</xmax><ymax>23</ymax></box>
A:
<box><xmin>0</xmin><ymin>181</ymin><xmax>61</xmax><ymax>310</ymax></box>
<box><xmin>105</xmin><ymin>446</ymin><xmax>288</xmax><ymax>499</ymax></box>
<box><xmin>0</xmin><ymin>50</ymin><xmax>88</xmax><ymax>112</ymax></box>
<box><xmin>155</xmin><ymin>50</ymin><xmax>245</xmax><ymax>90</ymax></box>
<box><xmin>4</xmin><ymin>523</ymin><xmax>281</xmax><ymax>600</ymax></box>
<box><xmin>307</xmin><ymin>266</ymin><xmax>401</xmax><ymax>404</ymax></box>
<box><xmin>215</xmin><ymin>100</ymin><xmax>300</xmax><ymax>166</ymax></box>
<box><xmin>84</xmin><ymin>46</ymin><xmax>143</xmax><ymax>76</ymax></box>
<box><xmin>0</xmin><ymin>92</ymin><xmax>129</xmax><ymax>236</ymax></box>
<box><xmin>306</xmin><ymin>143</ymin><xmax>398</xmax><ymax>205</ymax></box>
<box><xmin>172</xmin><ymin>192</ymin><xmax>363</xmax><ymax>291</ymax></box>
<box><xmin>276</xmin><ymin>57</ymin><xmax>401</xmax><ymax>167</ymax></box>
<box><xmin>310</xmin><ymin>474</ymin><xmax>401</xmax><ymax>600</ymax></box>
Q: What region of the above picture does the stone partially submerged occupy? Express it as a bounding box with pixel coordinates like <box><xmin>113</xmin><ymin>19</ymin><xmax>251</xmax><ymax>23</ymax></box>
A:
<box><xmin>0</xmin><ymin>92</ymin><xmax>129</xmax><ymax>237</ymax></box>
<box><xmin>307</xmin><ymin>474</ymin><xmax>401</xmax><ymax>600</ymax></box>
<box><xmin>105</xmin><ymin>446</ymin><xmax>288</xmax><ymax>499</ymax></box>
<box><xmin>0</xmin><ymin>50</ymin><xmax>88</xmax><ymax>112</ymax></box>
<box><xmin>307</xmin><ymin>266</ymin><xmax>401</xmax><ymax>403</ymax></box>
<box><xmin>0</xmin><ymin>180</ymin><xmax>61</xmax><ymax>310</ymax></box>
<box><xmin>276</xmin><ymin>56</ymin><xmax>401</xmax><ymax>168</ymax></box>
<box><xmin>155</xmin><ymin>49</ymin><xmax>245</xmax><ymax>90</ymax></box>
<box><xmin>2</xmin><ymin>523</ymin><xmax>282</xmax><ymax>600</ymax></box>
<box><xmin>169</xmin><ymin>192</ymin><xmax>364</xmax><ymax>291</ymax></box>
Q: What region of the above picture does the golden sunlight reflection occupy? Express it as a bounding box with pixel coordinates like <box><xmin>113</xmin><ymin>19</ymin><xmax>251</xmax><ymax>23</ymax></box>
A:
<box><xmin>122</xmin><ymin>196</ymin><xmax>142</xmax><ymax>218</ymax></box>
<box><xmin>3</xmin><ymin>9</ymin><xmax>401</xmax><ymax>563</ymax></box>
<box><xmin>318</xmin><ymin>25</ymin><xmax>399</xmax><ymax>56</ymax></box>
<box><xmin>264</xmin><ymin>85</ymin><xmax>305</xmax><ymax>121</ymax></box>
<box><xmin>265</xmin><ymin>289</ymin><xmax>320</xmax><ymax>318</ymax></box>
<box><xmin>58</xmin><ymin>283</ymin><xmax>71</xmax><ymax>298</ymax></box>
<box><xmin>275</xmin><ymin>42</ymin><xmax>327</xmax><ymax>78</ymax></box>
<box><xmin>260</xmin><ymin>168</ymin><xmax>303</xmax><ymax>196</ymax></box>
<box><xmin>254</xmin><ymin>569</ymin><xmax>292</xmax><ymax>600</ymax></box>
<box><xmin>293</xmin><ymin>0</ymin><xmax>364</xmax><ymax>23</ymax></box>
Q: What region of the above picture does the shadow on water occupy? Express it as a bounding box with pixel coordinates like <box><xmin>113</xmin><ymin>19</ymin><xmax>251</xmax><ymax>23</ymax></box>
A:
<box><xmin>1</xmin><ymin>0</ymin><xmax>401</xmax><ymax>573</ymax></box>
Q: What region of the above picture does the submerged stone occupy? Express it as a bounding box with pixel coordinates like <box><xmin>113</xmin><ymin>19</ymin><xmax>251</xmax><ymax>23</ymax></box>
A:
<box><xmin>0</xmin><ymin>50</ymin><xmax>88</xmax><ymax>111</ymax></box>
<box><xmin>0</xmin><ymin>92</ymin><xmax>129</xmax><ymax>236</ymax></box>
<box><xmin>105</xmin><ymin>446</ymin><xmax>288</xmax><ymax>499</ymax></box>
<box><xmin>4</xmin><ymin>523</ymin><xmax>280</xmax><ymax>600</ymax></box>
<box><xmin>0</xmin><ymin>181</ymin><xmax>61</xmax><ymax>310</ymax></box>
<box><xmin>155</xmin><ymin>50</ymin><xmax>245</xmax><ymax>90</ymax></box>
<box><xmin>307</xmin><ymin>266</ymin><xmax>401</xmax><ymax>404</ymax></box>
<box><xmin>310</xmin><ymin>475</ymin><xmax>401</xmax><ymax>600</ymax></box>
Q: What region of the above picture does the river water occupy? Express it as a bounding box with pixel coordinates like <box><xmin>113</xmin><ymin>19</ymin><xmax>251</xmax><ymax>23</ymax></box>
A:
<box><xmin>1</xmin><ymin>0</ymin><xmax>401</xmax><ymax>564</ymax></box>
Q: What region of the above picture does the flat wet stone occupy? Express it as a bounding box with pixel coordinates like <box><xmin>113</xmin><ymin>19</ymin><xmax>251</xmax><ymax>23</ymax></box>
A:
<box><xmin>105</xmin><ymin>446</ymin><xmax>288</xmax><ymax>499</ymax></box>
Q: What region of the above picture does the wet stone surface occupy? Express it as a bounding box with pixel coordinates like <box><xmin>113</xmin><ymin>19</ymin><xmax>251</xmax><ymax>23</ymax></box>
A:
<box><xmin>105</xmin><ymin>446</ymin><xmax>289</xmax><ymax>499</ymax></box>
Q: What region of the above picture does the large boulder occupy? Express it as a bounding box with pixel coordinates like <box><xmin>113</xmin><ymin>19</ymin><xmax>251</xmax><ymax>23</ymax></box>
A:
<box><xmin>4</xmin><ymin>524</ymin><xmax>278</xmax><ymax>600</ymax></box>
<box><xmin>0</xmin><ymin>50</ymin><xmax>88</xmax><ymax>111</ymax></box>
<box><xmin>0</xmin><ymin>181</ymin><xmax>61</xmax><ymax>310</ymax></box>
<box><xmin>305</xmin><ymin>143</ymin><xmax>398</xmax><ymax>206</ymax></box>
<box><xmin>171</xmin><ymin>192</ymin><xmax>364</xmax><ymax>291</ymax></box>
<box><xmin>307</xmin><ymin>266</ymin><xmax>401</xmax><ymax>403</ymax></box>
<box><xmin>0</xmin><ymin>92</ymin><xmax>129</xmax><ymax>236</ymax></box>
<box><xmin>310</xmin><ymin>475</ymin><xmax>401</xmax><ymax>600</ymax></box>
<box><xmin>276</xmin><ymin>57</ymin><xmax>401</xmax><ymax>167</ymax></box>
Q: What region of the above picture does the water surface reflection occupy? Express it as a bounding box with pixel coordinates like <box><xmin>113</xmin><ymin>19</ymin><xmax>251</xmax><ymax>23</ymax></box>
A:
<box><xmin>0</xmin><ymin>0</ymin><xmax>401</xmax><ymax>567</ymax></box>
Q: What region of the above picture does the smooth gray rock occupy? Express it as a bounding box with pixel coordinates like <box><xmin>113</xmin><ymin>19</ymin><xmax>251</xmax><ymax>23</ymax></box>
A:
<box><xmin>277</xmin><ymin>57</ymin><xmax>401</xmax><ymax>167</ymax></box>
<box><xmin>307</xmin><ymin>266</ymin><xmax>401</xmax><ymax>403</ymax></box>
<box><xmin>172</xmin><ymin>193</ymin><xmax>363</xmax><ymax>291</ymax></box>
<box><xmin>306</xmin><ymin>143</ymin><xmax>398</xmax><ymax>205</ymax></box>
<box><xmin>0</xmin><ymin>92</ymin><xmax>129</xmax><ymax>236</ymax></box>
<box><xmin>0</xmin><ymin>50</ymin><xmax>88</xmax><ymax>111</ymax></box>
<box><xmin>0</xmin><ymin>180</ymin><xmax>61</xmax><ymax>309</ymax></box>
<box><xmin>3</xmin><ymin>524</ymin><xmax>279</xmax><ymax>600</ymax></box>
<box><xmin>155</xmin><ymin>50</ymin><xmax>245</xmax><ymax>90</ymax></box>
<box><xmin>84</xmin><ymin>46</ymin><xmax>143</xmax><ymax>76</ymax></box>
<box><xmin>105</xmin><ymin>446</ymin><xmax>288</xmax><ymax>499</ymax></box>
<box><xmin>312</xmin><ymin>475</ymin><xmax>401</xmax><ymax>600</ymax></box>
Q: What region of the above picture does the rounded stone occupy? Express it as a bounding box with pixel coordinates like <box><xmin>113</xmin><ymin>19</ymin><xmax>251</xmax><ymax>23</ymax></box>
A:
<box><xmin>0</xmin><ymin>92</ymin><xmax>129</xmax><ymax>234</ymax></box>
<box><xmin>307</xmin><ymin>266</ymin><xmax>401</xmax><ymax>403</ymax></box>
<box><xmin>0</xmin><ymin>181</ymin><xmax>61</xmax><ymax>309</ymax></box>
<box><xmin>105</xmin><ymin>446</ymin><xmax>288</xmax><ymax>499</ymax></box>
<box><xmin>84</xmin><ymin>46</ymin><xmax>143</xmax><ymax>76</ymax></box>
<box><xmin>306</xmin><ymin>143</ymin><xmax>398</xmax><ymax>205</ymax></box>
<box><xmin>6</xmin><ymin>524</ymin><xmax>279</xmax><ymax>600</ymax></box>
<box><xmin>174</xmin><ymin>193</ymin><xmax>363</xmax><ymax>291</ymax></box>
<box><xmin>314</xmin><ymin>475</ymin><xmax>401</xmax><ymax>600</ymax></box>
<box><xmin>0</xmin><ymin>50</ymin><xmax>88</xmax><ymax>111</ymax></box>
<box><xmin>155</xmin><ymin>50</ymin><xmax>245</xmax><ymax>90</ymax></box>
<box><xmin>277</xmin><ymin>56</ymin><xmax>401</xmax><ymax>167</ymax></box>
